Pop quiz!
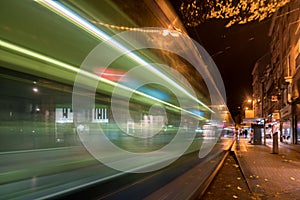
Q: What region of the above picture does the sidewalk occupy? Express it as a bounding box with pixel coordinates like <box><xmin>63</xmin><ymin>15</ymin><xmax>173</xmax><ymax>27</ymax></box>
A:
<box><xmin>233</xmin><ymin>138</ymin><xmax>300</xmax><ymax>199</ymax></box>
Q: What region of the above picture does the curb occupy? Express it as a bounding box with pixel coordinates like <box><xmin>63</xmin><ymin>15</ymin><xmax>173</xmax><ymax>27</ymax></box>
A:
<box><xmin>231</xmin><ymin>140</ymin><xmax>266</xmax><ymax>196</ymax></box>
<box><xmin>197</xmin><ymin>150</ymin><xmax>230</xmax><ymax>199</ymax></box>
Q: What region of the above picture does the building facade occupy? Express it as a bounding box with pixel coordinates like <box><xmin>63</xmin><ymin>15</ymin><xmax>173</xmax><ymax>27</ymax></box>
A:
<box><xmin>253</xmin><ymin>0</ymin><xmax>300</xmax><ymax>144</ymax></box>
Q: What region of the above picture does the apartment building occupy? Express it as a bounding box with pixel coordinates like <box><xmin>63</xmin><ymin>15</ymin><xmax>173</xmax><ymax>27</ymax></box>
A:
<box><xmin>253</xmin><ymin>0</ymin><xmax>300</xmax><ymax>144</ymax></box>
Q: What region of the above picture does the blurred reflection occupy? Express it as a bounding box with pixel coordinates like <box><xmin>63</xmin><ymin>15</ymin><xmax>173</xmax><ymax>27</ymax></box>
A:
<box><xmin>0</xmin><ymin>0</ymin><xmax>234</xmax><ymax>199</ymax></box>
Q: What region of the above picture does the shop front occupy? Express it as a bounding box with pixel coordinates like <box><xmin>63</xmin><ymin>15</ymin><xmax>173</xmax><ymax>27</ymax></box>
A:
<box><xmin>296</xmin><ymin>104</ymin><xmax>300</xmax><ymax>144</ymax></box>
<box><xmin>280</xmin><ymin>105</ymin><xmax>292</xmax><ymax>144</ymax></box>
<box><xmin>292</xmin><ymin>67</ymin><xmax>300</xmax><ymax>144</ymax></box>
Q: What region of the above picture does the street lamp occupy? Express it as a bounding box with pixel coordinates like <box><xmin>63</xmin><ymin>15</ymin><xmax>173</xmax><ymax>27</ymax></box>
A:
<box><xmin>244</xmin><ymin>97</ymin><xmax>254</xmax><ymax>119</ymax></box>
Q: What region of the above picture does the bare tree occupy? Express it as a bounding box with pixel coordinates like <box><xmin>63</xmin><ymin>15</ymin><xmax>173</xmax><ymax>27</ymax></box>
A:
<box><xmin>180</xmin><ymin>0</ymin><xmax>290</xmax><ymax>27</ymax></box>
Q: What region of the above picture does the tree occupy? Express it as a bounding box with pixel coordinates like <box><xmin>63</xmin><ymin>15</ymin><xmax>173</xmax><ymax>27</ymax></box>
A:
<box><xmin>180</xmin><ymin>0</ymin><xmax>290</xmax><ymax>27</ymax></box>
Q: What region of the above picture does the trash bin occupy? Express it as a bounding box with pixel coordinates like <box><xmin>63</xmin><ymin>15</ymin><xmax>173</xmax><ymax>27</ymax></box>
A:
<box><xmin>251</xmin><ymin>124</ymin><xmax>263</xmax><ymax>145</ymax></box>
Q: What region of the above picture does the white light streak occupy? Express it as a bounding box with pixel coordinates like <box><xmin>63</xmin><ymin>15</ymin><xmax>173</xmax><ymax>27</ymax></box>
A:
<box><xmin>35</xmin><ymin>0</ymin><xmax>213</xmax><ymax>113</ymax></box>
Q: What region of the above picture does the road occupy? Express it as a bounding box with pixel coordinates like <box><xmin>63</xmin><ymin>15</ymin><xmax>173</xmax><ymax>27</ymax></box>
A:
<box><xmin>0</xmin><ymin>134</ymin><xmax>233</xmax><ymax>200</ymax></box>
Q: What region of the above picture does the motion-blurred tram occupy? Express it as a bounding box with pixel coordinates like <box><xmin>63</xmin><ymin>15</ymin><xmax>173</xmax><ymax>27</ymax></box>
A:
<box><xmin>0</xmin><ymin>0</ymin><xmax>234</xmax><ymax>199</ymax></box>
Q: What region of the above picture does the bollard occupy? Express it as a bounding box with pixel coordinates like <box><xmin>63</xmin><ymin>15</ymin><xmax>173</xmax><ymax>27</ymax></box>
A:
<box><xmin>272</xmin><ymin>131</ymin><xmax>278</xmax><ymax>154</ymax></box>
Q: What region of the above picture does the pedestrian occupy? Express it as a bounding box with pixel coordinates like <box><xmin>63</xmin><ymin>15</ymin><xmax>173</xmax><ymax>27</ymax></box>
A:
<box><xmin>244</xmin><ymin>129</ymin><xmax>248</xmax><ymax>138</ymax></box>
<box><xmin>234</xmin><ymin>128</ymin><xmax>238</xmax><ymax>139</ymax></box>
<box><xmin>249</xmin><ymin>129</ymin><xmax>254</xmax><ymax>144</ymax></box>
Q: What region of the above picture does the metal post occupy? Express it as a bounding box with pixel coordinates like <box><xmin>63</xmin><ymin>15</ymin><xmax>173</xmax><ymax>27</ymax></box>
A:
<box><xmin>264</xmin><ymin>119</ymin><xmax>266</xmax><ymax>145</ymax></box>
<box><xmin>272</xmin><ymin>131</ymin><xmax>278</xmax><ymax>154</ymax></box>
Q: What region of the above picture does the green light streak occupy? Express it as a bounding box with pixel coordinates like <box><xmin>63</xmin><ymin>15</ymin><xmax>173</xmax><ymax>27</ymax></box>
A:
<box><xmin>0</xmin><ymin>39</ymin><xmax>206</xmax><ymax>120</ymax></box>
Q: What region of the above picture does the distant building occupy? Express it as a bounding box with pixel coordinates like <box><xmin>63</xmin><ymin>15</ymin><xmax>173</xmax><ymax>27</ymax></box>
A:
<box><xmin>252</xmin><ymin>53</ymin><xmax>270</xmax><ymax>119</ymax></box>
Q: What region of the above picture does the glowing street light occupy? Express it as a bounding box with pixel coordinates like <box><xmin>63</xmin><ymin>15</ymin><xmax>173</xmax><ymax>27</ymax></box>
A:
<box><xmin>33</xmin><ymin>87</ymin><xmax>39</xmax><ymax>93</ymax></box>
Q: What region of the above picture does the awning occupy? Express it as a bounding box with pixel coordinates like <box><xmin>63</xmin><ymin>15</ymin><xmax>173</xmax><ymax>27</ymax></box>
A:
<box><xmin>242</xmin><ymin>118</ymin><xmax>264</xmax><ymax>124</ymax></box>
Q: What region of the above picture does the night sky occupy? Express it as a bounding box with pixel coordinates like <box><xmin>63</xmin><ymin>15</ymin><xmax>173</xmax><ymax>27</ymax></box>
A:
<box><xmin>189</xmin><ymin>19</ymin><xmax>271</xmax><ymax>110</ymax></box>
<box><xmin>170</xmin><ymin>1</ymin><xmax>272</xmax><ymax>116</ymax></box>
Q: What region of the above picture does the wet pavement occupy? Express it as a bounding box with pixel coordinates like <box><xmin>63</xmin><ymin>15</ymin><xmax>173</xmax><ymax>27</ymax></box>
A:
<box><xmin>201</xmin><ymin>138</ymin><xmax>300</xmax><ymax>200</ymax></box>
<box><xmin>201</xmin><ymin>152</ymin><xmax>255</xmax><ymax>200</ymax></box>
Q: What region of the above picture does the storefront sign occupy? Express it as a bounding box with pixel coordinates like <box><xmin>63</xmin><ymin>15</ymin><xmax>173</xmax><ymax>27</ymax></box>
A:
<box><xmin>272</xmin><ymin>112</ymin><xmax>280</xmax><ymax>120</ymax></box>
<box><xmin>280</xmin><ymin>105</ymin><xmax>291</xmax><ymax>119</ymax></box>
